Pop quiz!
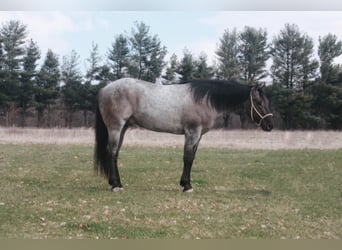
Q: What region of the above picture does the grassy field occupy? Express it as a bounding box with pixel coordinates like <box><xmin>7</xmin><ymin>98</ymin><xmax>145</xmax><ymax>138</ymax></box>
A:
<box><xmin>0</xmin><ymin>144</ymin><xmax>341</xmax><ymax>239</ymax></box>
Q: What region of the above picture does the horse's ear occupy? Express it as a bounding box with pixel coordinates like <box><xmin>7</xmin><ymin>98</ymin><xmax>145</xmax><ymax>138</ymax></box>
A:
<box><xmin>257</xmin><ymin>82</ymin><xmax>266</xmax><ymax>90</ymax></box>
<box><xmin>251</xmin><ymin>82</ymin><xmax>265</xmax><ymax>92</ymax></box>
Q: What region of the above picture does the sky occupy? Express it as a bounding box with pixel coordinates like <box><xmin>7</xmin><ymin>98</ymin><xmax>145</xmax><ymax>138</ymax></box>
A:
<box><xmin>1</xmin><ymin>11</ymin><xmax>342</xmax><ymax>75</ymax></box>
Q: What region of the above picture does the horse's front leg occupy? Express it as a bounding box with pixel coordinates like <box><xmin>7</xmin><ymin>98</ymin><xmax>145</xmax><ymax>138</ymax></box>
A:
<box><xmin>180</xmin><ymin>129</ymin><xmax>202</xmax><ymax>192</ymax></box>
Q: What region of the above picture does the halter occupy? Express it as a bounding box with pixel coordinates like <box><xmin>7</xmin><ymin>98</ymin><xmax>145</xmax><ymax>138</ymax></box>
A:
<box><xmin>250</xmin><ymin>90</ymin><xmax>273</xmax><ymax>126</ymax></box>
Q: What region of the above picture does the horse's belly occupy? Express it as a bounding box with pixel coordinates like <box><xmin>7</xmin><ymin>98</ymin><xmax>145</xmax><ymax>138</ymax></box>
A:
<box><xmin>132</xmin><ymin>110</ymin><xmax>185</xmax><ymax>134</ymax></box>
<box><xmin>131</xmin><ymin>87</ymin><xmax>191</xmax><ymax>134</ymax></box>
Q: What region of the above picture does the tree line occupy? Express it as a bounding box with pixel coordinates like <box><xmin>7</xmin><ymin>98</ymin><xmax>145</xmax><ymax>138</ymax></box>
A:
<box><xmin>0</xmin><ymin>20</ymin><xmax>341</xmax><ymax>129</ymax></box>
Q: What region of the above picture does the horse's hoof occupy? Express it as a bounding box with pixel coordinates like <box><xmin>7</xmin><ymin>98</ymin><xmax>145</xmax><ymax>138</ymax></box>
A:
<box><xmin>112</xmin><ymin>187</ymin><xmax>124</xmax><ymax>192</ymax></box>
<box><xmin>183</xmin><ymin>187</ymin><xmax>193</xmax><ymax>193</ymax></box>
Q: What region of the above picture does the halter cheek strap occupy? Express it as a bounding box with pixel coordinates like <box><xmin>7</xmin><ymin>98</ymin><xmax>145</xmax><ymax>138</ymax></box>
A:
<box><xmin>250</xmin><ymin>91</ymin><xmax>273</xmax><ymax>126</ymax></box>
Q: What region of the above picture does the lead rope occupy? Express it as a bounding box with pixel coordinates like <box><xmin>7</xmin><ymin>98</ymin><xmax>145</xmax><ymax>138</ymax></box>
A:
<box><xmin>250</xmin><ymin>91</ymin><xmax>273</xmax><ymax>126</ymax></box>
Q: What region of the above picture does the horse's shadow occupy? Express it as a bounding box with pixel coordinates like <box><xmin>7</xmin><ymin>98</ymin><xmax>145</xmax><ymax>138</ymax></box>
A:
<box><xmin>74</xmin><ymin>183</ymin><xmax>272</xmax><ymax>197</ymax></box>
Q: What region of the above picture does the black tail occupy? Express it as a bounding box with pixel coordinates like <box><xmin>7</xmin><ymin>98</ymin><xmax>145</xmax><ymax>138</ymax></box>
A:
<box><xmin>94</xmin><ymin>97</ymin><xmax>111</xmax><ymax>178</ymax></box>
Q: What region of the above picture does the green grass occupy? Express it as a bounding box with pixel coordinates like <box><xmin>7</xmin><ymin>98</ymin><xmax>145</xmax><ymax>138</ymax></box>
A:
<box><xmin>0</xmin><ymin>144</ymin><xmax>341</xmax><ymax>239</ymax></box>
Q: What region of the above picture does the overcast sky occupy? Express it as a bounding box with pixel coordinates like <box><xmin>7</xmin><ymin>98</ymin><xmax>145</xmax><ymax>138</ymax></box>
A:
<box><xmin>1</xmin><ymin>11</ymin><xmax>342</xmax><ymax>73</ymax></box>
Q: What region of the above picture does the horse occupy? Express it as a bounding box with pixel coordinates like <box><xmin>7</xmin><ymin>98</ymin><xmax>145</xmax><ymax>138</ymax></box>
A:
<box><xmin>94</xmin><ymin>78</ymin><xmax>273</xmax><ymax>192</ymax></box>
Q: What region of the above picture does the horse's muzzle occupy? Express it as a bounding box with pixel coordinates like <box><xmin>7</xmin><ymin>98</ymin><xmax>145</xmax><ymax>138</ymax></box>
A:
<box><xmin>261</xmin><ymin>121</ymin><xmax>273</xmax><ymax>132</ymax></box>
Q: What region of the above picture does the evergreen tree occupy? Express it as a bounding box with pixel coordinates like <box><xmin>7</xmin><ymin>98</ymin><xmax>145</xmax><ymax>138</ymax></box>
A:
<box><xmin>271</xmin><ymin>24</ymin><xmax>318</xmax><ymax>89</ymax></box>
<box><xmin>177</xmin><ymin>48</ymin><xmax>195</xmax><ymax>82</ymax></box>
<box><xmin>193</xmin><ymin>52</ymin><xmax>213</xmax><ymax>79</ymax></box>
<box><xmin>300</xmin><ymin>35</ymin><xmax>319</xmax><ymax>90</ymax></box>
<box><xmin>145</xmin><ymin>35</ymin><xmax>167</xmax><ymax>82</ymax></box>
<box><xmin>271</xmin><ymin>24</ymin><xmax>319</xmax><ymax>129</ymax></box>
<box><xmin>87</xmin><ymin>42</ymin><xmax>112</xmax><ymax>87</ymax></box>
<box><xmin>1</xmin><ymin>20</ymin><xmax>27</xmax><ymax>73</ymax></box>
<box><xmin>238</xmin><ymin>26</ymin><xmax>269</xmax><ymax>83</ymax></box>
<box><xmin>272</xmin><ymin>85</ymin><xmax>320</xmax><ymax>129</ymax></box>
<box><xmin>0</xmin><ymin>36</ymin><xmax>3</xmax><ymax>66</ymax></box>
<box><xmin>96</xmin><ymin>65</ymin><xmax>112</xmax><ymax>87</ymax></box>
<box><xmin>129</xmin><ymin>21</ymin><xmax>167</xmax><ymax>82</ymax></box>
<box><xmin>311</xmin><ymin>34</ymin><xmax>342</xmax><ymax>129</ymax></box>
<box><xmin>0</xmin><ymin>33</ymin><xmax>7</xmax><ymax>109</ymax></box>
<box><xmin>164</xmin><ymin>53</ymin><xmax>178</xmax><ymax>82</ymax></box>
<box><xmin>0</xmin><ymin>20</ymin><xmax>27</xmax><ymax>126</ymax></box>
<box><xmin>79</xmin><ymin>81</ymin><xmax>98</xmax><ymax>126</ymax></box>
<box><xmin>86</xmin><ymin>42</ymin><xmax>102</xmax><ymax>83</ymax></box>
<box><xmin>19</xmin><ymin>39</ymin><xmax>41</xmax><ymax>126</ymax></box>
<box><xmin>107</xmin><ymin>34</ymin><xmax>129</xmax><ymax>80</ymax></box>
<box><xmin>215</xmin><ymin>28</ymin><xmax>240</xmax><ymax>80</ymax></box>
<box><xmin>35</xmin><ymin>49</ymin><xmax>60</xmax><ymax>127</ymax></box>
<box><xmin>318</xmin><ymin>33</ymin><xmax>342</xmax><ymax>84</ymax></box>
<box><xmin>61</xmin><ymin>50</ymin><xmax>83</xmax><ymax>128</ymax></box>
<box><xmin>310</xmin><ymin>82</ymin><xmax>342</xmax><ymax>129</ymax></box>
<box><xmin>81</xmin><ymin>43</ymin><xmax>103</xmax><ymax>126</ymax></box>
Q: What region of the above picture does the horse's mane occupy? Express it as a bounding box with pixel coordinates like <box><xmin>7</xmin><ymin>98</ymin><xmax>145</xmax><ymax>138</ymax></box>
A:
<box><xmin>186</xmin><ymin>79</ymin><xmax>252</xmax><ymax>111</ymax></box>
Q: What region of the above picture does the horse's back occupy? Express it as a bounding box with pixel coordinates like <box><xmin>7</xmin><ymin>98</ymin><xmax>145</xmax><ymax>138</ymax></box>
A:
<box><xmin>100</xmin><ymin>78</ymin><xmax>190</xmax><ymax>108</ymax></box>
<box><xmin>98</xmin><ymin>78</ymin><xmax>193</xmax><ymax>133</ymax></box>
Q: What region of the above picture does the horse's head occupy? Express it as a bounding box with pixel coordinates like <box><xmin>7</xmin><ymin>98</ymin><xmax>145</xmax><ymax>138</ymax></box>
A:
<box><xmin>249</xmin><ymin>83</ymin><xmax>273</xmax><ymax>132</ymax></box>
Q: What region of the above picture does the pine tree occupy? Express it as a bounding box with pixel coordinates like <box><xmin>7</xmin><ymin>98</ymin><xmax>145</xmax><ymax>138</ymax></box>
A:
<box><xmin>318</xmin><ymin>33</ymin><xmax>342</xmax><ymax>84</ymax></box>
<box><xmin>1</xmin><ymin>20</ymin><xmax>27</xmax><ymax>73</ymax></box>
<box><xmin>86</xmin><ymin>42</ymin><xmax>102</xmax><ymax>83</ymax></box>
<box><xmin>300</xmin><ymin>35</ymin><xmax>319</xmax><ymax>90</ymax></box>
<box><xmin>215</xmin><ymin>28</ymin><xmax>240</xmax><ymax>80</ymax></box>
<box><xmin>0</xmin><ymin>20</ymin><xmax>27</xmax><ymax>126</ymax></box>
<box><xmin>145</xmin><ymin>35</ymin><xmax>167</xmax><ymax>82</ymax></box>
<box><xmin>96</xmin><ymin>65</ymin><xmax>112</xmax><ymax>87</ymax></box>
<box><xmin>82</xmin><ymin>43</ymin><xmax>103</xmax><ymax>126</ymax></box>
<box><xmin>129</xmin><ymin>21</ymin><xmax>167</xmax><ymax>82</ymax></box>
<box><xmin>79</xmin><ymin>81</ymin><xmax>98</xmax><ymax>126</ymax></box>
<box><xmin>107</xmin><ymin>34</ymin><xmax>129</xmax><ymax>80</ymax></box>
<box><xmin>35</xmin><ymin>49</ymin><xmax>60</xmax><ymax>127</ymax></box>
<box><xmin>310</xmin><ymin>82</ymin><xmax>342</xmax><ymax>129</ymax></box>
<box><xmin>19</xmin><ymin>39</ymin><xmax>41</xmax><ymax>126</ymax></box>
<box><xmin>271</xmin><ymin>24</ymin><xmax>318</xmax><ymax>89</ymax></box>
<box><xmin>164</xmin><ymin>53</ymin><xmax>178</xmax><ymax>82</ymax></box>
<box><xmin>177</xmin><ymin>48</ymin><xmax>195</xmax><ymax>82</ymax></box>
<box><xmin>272</xmin><ymin>85</ymin><xmax>320</xmax><ymax>129</ymax></box>
<box><xmin>271</xmin><ymin>24</ymin><xmax>319</xmax><ymax>129</ymax></box>
<box><xmin>311</xmin><ymin>34</ymin><xmax>342</xmax><ymax>129</ymax></box>
<box><xmin>238</xmin><ymin>26</ymin><xmax>269</xmax><ymax>83</ymax></box>
<box><xmin>0</xmin><ymin>33</ymin><xmax>7</xmax><ymax>109</ymax></box>
<box><xmin>193</xmin><ymin>52</ymin><xmax>213</xmax><ymax>79</ymax></box>
<box><xmin>61</xmin><ymin>50</ymin><xmax>83</xmax><ymax>128</ymax></box>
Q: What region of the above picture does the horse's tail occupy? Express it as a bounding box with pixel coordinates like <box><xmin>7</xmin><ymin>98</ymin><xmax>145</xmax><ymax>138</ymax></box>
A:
<box><xmin>94</xmin><ymin>95</ymin><xmax>111</xmax><ymax>178</ymax></box>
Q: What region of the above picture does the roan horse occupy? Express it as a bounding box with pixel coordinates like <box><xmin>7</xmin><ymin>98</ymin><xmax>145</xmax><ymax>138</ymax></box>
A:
<box><xmin>94</xmin><ymin>78</ymin><xmax>273</xmax><ymax>192</ymax></box>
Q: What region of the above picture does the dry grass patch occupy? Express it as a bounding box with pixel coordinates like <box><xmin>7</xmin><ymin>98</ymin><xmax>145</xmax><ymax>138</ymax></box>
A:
<box><xmin>0</xmin><ymin>127</ymin><xmax>341</xmax><ymax>149</ymax></box>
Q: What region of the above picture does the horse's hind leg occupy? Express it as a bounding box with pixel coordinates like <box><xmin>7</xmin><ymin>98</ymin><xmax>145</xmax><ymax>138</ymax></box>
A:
<box><xmin>107</xmin><ymin>123</ymin><xmax>128</xmax><ymax>191</ymax></box>
<box><xmin>180</xmin><ymin>128</ymin><xmax>202</xmax><ymax>192</ymax></box>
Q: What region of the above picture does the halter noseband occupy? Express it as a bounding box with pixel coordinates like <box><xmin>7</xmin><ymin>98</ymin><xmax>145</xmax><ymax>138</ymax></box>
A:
<box><xmin>250</xmin><ymin>90</ymin><xmax>273</xmax><ymax>126</ymax></box>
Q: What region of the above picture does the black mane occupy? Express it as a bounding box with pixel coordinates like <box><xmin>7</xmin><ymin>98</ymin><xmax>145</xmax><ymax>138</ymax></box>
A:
<box><xmin>187</xmin><ymin>80</ymin><xmax>251</xmax><ymax>111</ymax></box>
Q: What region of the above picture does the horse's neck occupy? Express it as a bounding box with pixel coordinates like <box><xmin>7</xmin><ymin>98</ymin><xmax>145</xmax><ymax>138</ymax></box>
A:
<box><xmin>212</xmin><ymin>104</ymin><xmax>245</xmax><ymax>129</ymax></box>
<box><xmin>211</xmin><ymin>113</ymin><xmax>226</xmax><ymax>129</ymax></box>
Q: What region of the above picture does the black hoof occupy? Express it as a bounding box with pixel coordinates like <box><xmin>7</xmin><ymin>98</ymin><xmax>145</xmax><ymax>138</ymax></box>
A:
<box><xmin>182</xmin><ymin>183</ymin><xmax>193</xmax><ymax>192</ymax></box>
